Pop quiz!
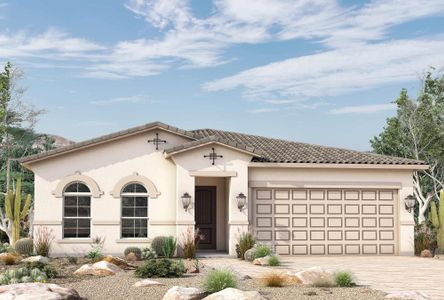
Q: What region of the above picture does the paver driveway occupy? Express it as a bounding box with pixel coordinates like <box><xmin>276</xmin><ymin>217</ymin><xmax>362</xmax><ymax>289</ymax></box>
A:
<box><xmin>202</xmin><ymin>256</ymin><xmax>444</xmax><ymax>299</ymax></box>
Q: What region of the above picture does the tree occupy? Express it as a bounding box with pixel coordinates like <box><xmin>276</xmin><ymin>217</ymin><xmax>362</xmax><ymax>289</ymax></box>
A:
<box><xmin>371</xmin><ymin>71</ymin><xmax>444</xmax><ymax>223</ymax></box>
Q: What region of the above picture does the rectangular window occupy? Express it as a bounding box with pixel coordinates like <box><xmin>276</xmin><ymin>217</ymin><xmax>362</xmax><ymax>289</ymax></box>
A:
<box><xmin>63</xmin><ymin>195</ymin><xmax>91</xmax><ymax>238</ymax></box>
<box><xmin>121</xmin><ymin>196</ymin><xmax>148</xmax><ymax>238</ymax></box>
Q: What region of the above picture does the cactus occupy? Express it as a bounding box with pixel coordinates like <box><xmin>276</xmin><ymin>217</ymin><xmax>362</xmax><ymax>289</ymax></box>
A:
<box><xmin>21</xmin><ymin>276</ymin><xmax>32</xmax><ymax>283</ymax></box>
<box><xmin>431</xmin><ymin>190</ymin><xmax>444</xmax><ymax>254</ymax></box>
<box><xmin>14</xmin><ymin>238</ymin><xmax>34</xmax><ymax>256</ymax></box>
<box><xmin>5</xmin><ymin>178</ymin><xmax>32</xmax><ymax>246</ymax></box>
<box><xmin>151</xmin><ymin>236</ymin><xmax>166</xmax><ymax>256</ymax></box>
<box><xmin>123</xmin><ymin>247</ymin><xmax>142</xmax><ymax>260</ymax></box>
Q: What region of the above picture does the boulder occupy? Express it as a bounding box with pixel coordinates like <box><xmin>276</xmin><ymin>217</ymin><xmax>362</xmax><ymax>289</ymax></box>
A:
<box><xmin>203</xmin><ymin>288</ymin><xmax>265</xmax><ymax>300</ymax></box>
<box><xmin>102</xmin><ymin>255</ymin><xmax>136</xmax><ymax>269</ymax></box>
<box><xmin>22</xmin><ymin>255</ymin><xmax>50</xmax><ymax>264</ymax></box>
<box><xmin>385</xmin><ymin>291</ymin><xmax>429</xmax><ymax>299</ymax></box>
<box><xmin>0</xmin><ymin>283</ymin><xmax>80</xmax><ymax>300</ymax></box>
<box><xmin>162</xmin><ymin>286</ymin><xmax>206</xmax><ymax>300</ymax></box>
<box><xmin>74</xmin><ymin>261</ymin><xmax>122</xmax><ymax>276</ymax></box>
<box><xmin>133</xmin><ymin>279</ymin><xmax>164</xmax><ymax>287</ymax></box>
<box><xmin>287</xmin><ymin>267</ymin><xmax>334</xmax><ymax>285</ymax></box>
<box><xmin>186</xmin><ymin>266</ymin><xmax>199</xmax><ymax>274</ymax></box>
<box><xmin>420</xmin><ymin>249</ymin><xmax>433</xmax><ymax>258</ymax></box>
<box><xmin>252</xmin><ymin>256</ymin><xmax>271</xmax><ymax>266</ymax></box>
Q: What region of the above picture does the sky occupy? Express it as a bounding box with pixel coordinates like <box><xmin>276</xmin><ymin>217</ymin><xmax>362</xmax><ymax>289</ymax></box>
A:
<box><xmin>1</xmin><ymin>0</ymin><xmax>443</xmax><ymax>151</ymax></box>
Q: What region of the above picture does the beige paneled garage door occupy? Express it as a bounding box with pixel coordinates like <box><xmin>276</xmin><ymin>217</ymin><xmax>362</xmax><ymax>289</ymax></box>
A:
<box><xmin>253</xmin><ymin>188</ymin><xmax>398</xmax><ymax>255</ymax></box>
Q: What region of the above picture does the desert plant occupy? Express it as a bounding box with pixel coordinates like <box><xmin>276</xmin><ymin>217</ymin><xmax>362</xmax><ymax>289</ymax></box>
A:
<box><xmin>151</xmin><ymin>236</ymin><xmax>166</xmax><ymax>256</ymax></box>
<box><xmin>14</xmin><ymin>238</ymin><xmax>34</xmax><ymax>256</ymax></box>
<box><xmin>268</xmin><ymin>255</ymin><xmax>280</xmax><ymax>266</ymax></box>
<box><xmin>124</xmin><ymin>247</ymin><xmax>142</xmax><ymax>260</ymax></box>
<box><xmin>261</xmin><ymin>272</ymin><xmax>286</xmax><ymax>287</ymax></box>
<box><xmin>135</xmin><ymin>258</ymin><xmax>185</xmax><ymax>278</ymax></box>
<box><xmin>238</xmin><ymin>232</ymin><xmax>255</xmax><ymax>260</ymax></box>
<box><xmin>25</xmin><ymin>262</ymin><xmax>57</xmax><ymax>279</ymax></box>
<box><xmin>67</xmin><ymin>256</ymin><xmax>78</xmax><ymax>264</ymax></box>
<box><xmin>141</xmin><ymin>247</ymin><xmax>157</xmax><ymax>260</ymax></box>
<box><xmin>33</xmin><ymin>226</ymin><xmax>54</xmax><ymax>257</ymax></box>
<box><xmin>0</xmin><ymin>253</ymin><xmax>16</xmax><ymax>265</ymax></box>
<box><xmin>254</xmin><ymin>244</ymin><xmax>272</xmax><ymax>259</ymax></box>
<box><xmin>0</xmin><ymin>243</ymin><xmax>12</xmax><ymax>254</ymax></box>
<box><xmin>204</xmin><ymin>269</ymin><xmax>237</xmax><ymax>293</ymax></box>
<box><xmin>414</xmin><ymin>223</ymin><xmax>436</xmax><ymax>255</ymax></box>
<box><xmin>85</xmin><ymin>236</ymin><xmax>105</xmax><ymax>262</ymax></box>
<box><xmin>311</xmin><ymin>275</ymin><xmax>336</xmax><ymax>287</ymax></box>
<box><xmin>335</xmin><ymin>271</ymin><xmax>355</xmax><ymax>287</ymax></box>
<box><xmin>180</xmin><ymin>227</ymin><xmax>202</xmax><ymax>259</ymax></box>
<box><xmin>235</xmin><ymin>244</ymin><xmax>241</xmax><ymax>258</ymax></box>
<box><xmin>431</xmin><ymin>190</ymin><xmax>444</xmax><ymax>254</ymax></box>
<box><xmin>162</xmin><ymin>236</ymin><xmax>177</xmax><ymax>258</ymax></box>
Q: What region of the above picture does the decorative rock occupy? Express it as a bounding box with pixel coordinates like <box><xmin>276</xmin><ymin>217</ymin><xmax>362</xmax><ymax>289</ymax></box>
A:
<box><xmin>203</xmin><ymin>288</ymin><xmax>265</xmax><ymax>300</ymax></box>
<box><xmin>244</xmin><ymin>249</ymin><xmax>255</xmax><ymax>262</ymax></box>
<box><xmin>162</xmin><ymin>286</ymin><xmax>206</xmax><ymax>300</ymax></box>
<box><xmin>0</xmin><ymin>283</ymin><xmax>80</xmax><ymax>300</ymax></box>
<box><xmin>102</xmin><ymin>255</ymin><xmax>136</xmax><ymax>269</ymax></box>
<box><xmin>240</xmin><ymin>275</ymin><xmax>252</xmax><ymax>281</ymax></box>
<box><xmin>385</xmin><ymin>291</ymin><xmax>429</xmax><ymax>299</ymax></box>
<box><xmin>287</xmin><ymin>267</ymin><xmax>334</xmax><ymax>285</ymax></box>
<box><xmin>187</xmin><ymin>266</ymin><xmax>199</xmax><ymax>274</ymax></box>
<box><xmin>252</xmin><ymin>255</ymin><xmax>271</xmax><ymax>266</ymax></box>
<box><xmin>420</xmin><ymin>250</ymin><xmax>433</xmax><ymax>258</ymax></box>
<box><xmin>125</xmin><ymin>252</ymin><xmax>138</xmax><ymax>262</ymax></box>
<box><xmin>22</xmin><ymin>255</ymin><xmax>50</xmax><ymax>264</ymax></box>
<box><xmin>133</xmin><ymin>279</ymin><xmax>164</xmax><ymax>287</ymax></box>
<box><xmin>74</xmin><ymin>261</ymin><xmax>122</xmax><ymax>276</ymax></box>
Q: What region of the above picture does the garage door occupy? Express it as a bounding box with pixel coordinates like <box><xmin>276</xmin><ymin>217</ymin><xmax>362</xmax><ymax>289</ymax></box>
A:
<box><xmin>252</xmin><ymin>188</ymin><xmax>398</xmax><ymax>255</ymax></box>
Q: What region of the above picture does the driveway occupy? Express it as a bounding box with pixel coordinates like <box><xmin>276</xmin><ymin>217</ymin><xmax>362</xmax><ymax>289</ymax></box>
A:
<box><xmin>202</xmin><ymin>256</ymin><xmax>444</xmax><ymax>299</ymax></box>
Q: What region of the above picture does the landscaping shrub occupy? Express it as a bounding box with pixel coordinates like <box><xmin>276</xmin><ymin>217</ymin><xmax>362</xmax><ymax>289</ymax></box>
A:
<box><xmin>268</xmin><ymin>255</ymin><xmax>280</xmax><ymax>266</ymax></box>
<box><xmin>67</xmin><ymin>256</ymin><xmax>78</xmax><ymax>264</ymax></box>
<box><xmin>414</xmin><ymin>223</ymin><xmax>436</xmax><ymax>255</ymax></box>
<box><xmin>124</xmin><ymin>247</ymin><xmax>142</xmax><ymax>260</ymax></box>
<box><xmin>253</xmin><ymin>244</ymin><xmax>272</xmax><ymax>259</ymax></box>
<box><xmin>141</xmin><ymin>247</ymin><xmax>157</xmax><ymax>260</ymax></box>
<box><xmin>151</xmin><ymin>236</ymin><xmax>166</xmax><ymax>256</ymax></box>
<box><xmin>238</xmin><ymin>233</ymin><xmax>255</xmax><ymax>260</ymax></box>
<box><xmin>85</xmin><ymin>236</ymin><xmax>105</xmax><ymax>262</ymax></box>
<box><xmin>204</xmin><ymin>269</ymin><xmax>237</xmax><ymax>293</ymax></box>
<box><xmin>0</xmin><ymin>243</ymin><xmax>12</xmax><ymax>254</ymax></box>
<box><xmin>14</xmin><ymin>238</ymin><xmax>34</xmax><ymax>256</ymax></box>
<box><xmin>25</xmin><ymin>261</ymin><xmax>58</xmax><ymax>279</ymax></box>
<box><xmin>0</xmin><ymin>264</ymin><xmax>57</xmax><ymax>285</ymax></box>
<box><xmin>0</xmin><ymin>253</ymin><xmax>16</xmax><ymax>265</ymax></box>
<box><xmin>311</xmin><ymin>275</ymin><xmax>335</xmax><ymax>287</ymax></box>
<box><xmin>162</xmin><ymin>236</ymin><xmax>177</xmax><ymax>258</ymax></box>
<box><xmin>135</xmin><ymin>258</ymin><xmax>185</xmax><ymax>278</ymax></box>
<box><xmin>261</xmin><ymin>272</ymin><xmax>286</xmax><ymax>287</ymax></box>
<box><xmin>34</xmin><ymin>226</ymin><xmax>54</xmax><ymax>257</ymax></box>
<box><xmin>335</xmin><ymin>271</ymin><xmax>355</xmax><ymax>287</ymax></box>
<box><xmin>180</xmin><ymin>227</ymin><xmax>202</xmax><ymax>259</ymax></box>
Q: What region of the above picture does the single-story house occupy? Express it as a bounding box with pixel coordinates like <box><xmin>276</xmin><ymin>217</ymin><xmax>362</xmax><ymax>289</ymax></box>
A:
<box><xmin>19</xmin><ymin>121</ymin><xmax>427</xmax><ymax>256</ymax></box>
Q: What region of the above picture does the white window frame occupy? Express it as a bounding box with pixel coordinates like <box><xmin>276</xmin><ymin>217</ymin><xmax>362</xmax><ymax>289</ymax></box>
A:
<box><xmin>120</xmin><ymin>184</ymin><xmax>149</xmax><ymax>239</ymax></box>
<box><xmin>63</xmin><ymin>183</ymin><xmax>92</xmax><ymax>239</ymax></box>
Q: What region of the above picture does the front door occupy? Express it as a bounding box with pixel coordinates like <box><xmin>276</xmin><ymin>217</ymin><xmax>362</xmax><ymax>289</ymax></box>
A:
<box><xmin>195</xmin><ymin>186</ymin><xmax>217</xmax><ymax>250</ymax></box>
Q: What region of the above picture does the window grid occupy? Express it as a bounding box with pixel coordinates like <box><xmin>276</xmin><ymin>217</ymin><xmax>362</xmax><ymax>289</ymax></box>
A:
<box><xmin>63</xmin><ymin>182</ymin><xmax>91</xmax><ymax>238</ymax></box>
<box><xmin>121</xmin><ymin>184</ymin><xmax>148</xmax><ymax>238</ymax></box>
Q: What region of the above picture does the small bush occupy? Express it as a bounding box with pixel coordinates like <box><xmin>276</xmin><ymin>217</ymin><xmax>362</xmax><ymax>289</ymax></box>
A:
<box><xmin>141</xmin><ymin>247</ymin><xmax>157</xmax><ymax>260</ymax></box>
<box><xmin>162</xmin><ymin>236</ymin><xmax>177</xmax><ymax>258</ymax></box>
<box><xmin>0</xmin><ymin>243</ymin><xmax>12</xmax><ymax>254</ymax></box>
<box><xmin>261</xmin><ymin>272</ymin><xmax>286</xmax><ymax>287</ymax></box>
<box><xmin>85</xmin><ymin>249</ymin><xmax>103</xmax><ymax>263</ymax></box>
<box><xmin>254</xmin><ymin>244</ymin><xmax>272</xmax><ymax>259</ymax></box>
<box><xmin>67</xmin><ymin>256</ymin><xmax>78</xmax><ymax>264</ymax></box>
<box><xmin>238</xmin><ymin>233</ymin><xmax>255</xmax><ymax>260</ymax></box>
<box><xmin>124</xmin><ymin>247</ymin><xmax>142</xmax><ymax>260</ymax></box>
<box><xmin>268</xmin><ymin>255</ymin><xmax>280</xmax><ymax>266</ymax></box>
<box><xmin>151</xmin><ymin>236</ymin><xmax>166</xmax><ymax>256</ymax></box>
<box><xmin>0</xmin><ymin>253</ymin><xmax>16</xmax><ymax>265</ymax></box>
<box><xmin>14</xmin><ymin>238</ymin><xmax>34</xmax><ymax>256</ymax></box>
<box><xmin>204</xmin><ymin>269</ymin><xmax>237</xmax><ymax>293</ymax></box>
<box><xmin>34</xmin><ymin>226</ymin><xmax>54</xmax><ymax>257</ymax></box>
<box><xmin>135</xmin><ymin>258</ymin><xmax>185</xmax><ymax>278</ymax></box>
<box><xmin>180</xmin><ymin>227</ymin><xmax>202</xmax><ymax>259</ymax></box>
<box><xmin>335</xmin><ymin>271</ymin><xmax>355</xmax><ymax>287</ymax></box>
<box><xmin>25</xmin><ymin>262</ymin><xmax>58</xmax><ymax>279</ymax></box>
<box><xmin>311</xmin><ymin>275</ymin><xmax>335</xmax><ymax>287</ymax></box>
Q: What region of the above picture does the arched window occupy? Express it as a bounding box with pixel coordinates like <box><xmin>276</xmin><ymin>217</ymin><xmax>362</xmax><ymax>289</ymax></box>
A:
<box><xmin>63</xmin><ymin>182</ymin><xmax>91</xmax><ymax>238</ymax></box>
<box><xmin>121</xmin><ymin>183</ymin><xmax>148</xmax><ymax>238</ymax></box>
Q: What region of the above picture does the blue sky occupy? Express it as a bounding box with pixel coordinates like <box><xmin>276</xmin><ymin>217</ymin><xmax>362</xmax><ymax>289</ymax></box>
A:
<box><xmin>1</xmin><ymin>0</ymin><xmax>443</xmax><ymax>150</ymax></box>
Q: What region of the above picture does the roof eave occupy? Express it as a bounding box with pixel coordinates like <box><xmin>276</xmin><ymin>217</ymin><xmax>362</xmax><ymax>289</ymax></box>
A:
<box><xmin>164</xmin><ymin>140</ymin><xmax>262</xmax><ymax>158</ymax></box>
<box><xmin>248</xmin><ymin>162</ymin><xmax>429</xmax><ymax>170</ymax></box>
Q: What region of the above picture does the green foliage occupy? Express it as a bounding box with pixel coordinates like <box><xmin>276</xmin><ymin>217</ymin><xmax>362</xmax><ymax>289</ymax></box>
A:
<box><xmin>67</xmin><ymin>256</ymin><xmax>77</xmax><ymax>264</ymax></box>
<box><xmin>5</xmin><ymin>178</ymin><xmax>32</xmax><ymax>245</ymax></box>
<box><xmin>151</xmin><ymin>236</ymin><xmax>166</xmax><ymax>256</ymax></box>
<box><xmin>162</xmin><ymin>236</ymin><xmax>177</xmax><ymax>258</ymax></box>
<box><xmin>430</xmin><ymin>190</ymin><xmax>444</xmax><ymax>253</ymax></box>
<box><xmin>0</xmin><ymin>243</ymin><xmax>12</xmax><ymax>253</ymax></box>
<box><xmin>85</xmin><ymin>249</ymin><xmax>103</xmax><ymax>262</ymax></box>
<box><xmin>25</xmin><ymin>261</ymin><xmax>57</xmax><ymax>279</ymax></box>
<box><xmin>335</xmin><ymin>271</ymin><xmax>355</xmax><ymax>287</ymax></box>
<box><xmin>124</xmin><ymin>247</ymin><xmax>142</xmax><ymax>260</ymax></box>
<box><xmin>0</xmin><ymin>263</ymin><xmax>56</xmax><ymax>285</ymax></box>
<box><xmin>141</xmin><ymin>247</ymin><xmax>157</xmax><ymax>260</ymax></box>
<box><xmin>34</xmin><ymin>226</ymin><xmax>54</xmax><ymax>257</ymax></box>
<box><xmin>254</xmin><ymin>244</ymin><xmax>272</xmax><ymax>259</ymax></box>
<box><xmin>267</xmin><ymin>255</ymin><xmax>280</xmax><ymax>266</ymax></box>
<box><xmin>238</xmin><ymin>232</ymin><xmax>255</xmax><ymax>260</ymax></box>
<box><xmin>135</xmin><ymin>258</ymin><xmax>185</xmax><ymax>278</ymax></box>
<box><xmin>14</xmin><ymin>238</ymin><xmax>33</xmax><ymax>256</ymax></box>
<box><xmin>204</xmin><ymin>269</ymin><xmax>237</xmax><ymax>293</ymax></box>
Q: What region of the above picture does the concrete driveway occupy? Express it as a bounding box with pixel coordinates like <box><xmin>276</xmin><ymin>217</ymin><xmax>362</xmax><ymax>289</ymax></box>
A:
<box><xmin>202</xmin><ymin>256</ymin><xmax>444</xmax><ymax>299</ymax></box>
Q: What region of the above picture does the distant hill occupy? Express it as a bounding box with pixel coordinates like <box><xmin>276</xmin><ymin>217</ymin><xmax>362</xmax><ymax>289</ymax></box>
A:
<box><xmin>32</xmin><ymin>134</ymin><xmax>75</xmax><ymax>151</ymax></box>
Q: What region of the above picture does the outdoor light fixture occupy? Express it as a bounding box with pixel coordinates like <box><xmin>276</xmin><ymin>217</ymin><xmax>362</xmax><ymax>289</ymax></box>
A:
<box><xmin>236</xmin><ymin>193</ymin><xmax>247</xmax><ymax>211</ymax></box>
<box><xmin>181</xmin><ymin>192</ymin><xmax>192</xmax><ymax>212</ymax></box>
<box><xmin>404</xmin><ymin>194</ymin><xmax>415</xmax><ymax>213</ymax></box>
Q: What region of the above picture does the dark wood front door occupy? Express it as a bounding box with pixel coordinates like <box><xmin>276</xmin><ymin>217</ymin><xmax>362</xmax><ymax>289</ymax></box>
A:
<box><xmin>195</xmin><ymin>186</ymin><xmax>216</xmax><ymax>250</ymax></box>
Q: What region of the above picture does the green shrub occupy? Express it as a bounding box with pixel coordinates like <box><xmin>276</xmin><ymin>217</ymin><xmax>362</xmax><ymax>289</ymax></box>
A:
<box><xmin>25</xmin><ymin>262</ymin><xmax>57</xmax><ymax>279</ymax></box>
<box><xmin>0</xmin><ymin>243</ymin><xmax>12</xmax><ymax>254</ymax></box>
<box><xmin>67</xmin><ymin>256</ymin><xmax>78</xmax><ymax>264</ymax></box>
<box><xmin>14</xmin><ymin>238</ymin><xmax>34</xmax><ymax>256</ymax></box>
<box><xmin>268</xmin><ymin>255</ymin><xmax>280</xmax><ymax>266</ymax></box>
<box><xmin>204</xmin><ymin>269</ymin><xmax>237</xmax><ymax>293</ymax></box>
<box><xmin>0</xmin><ymin>263</ymin><xmax>57</xmax><ymax>285</ymax></box>
<box><xmin>141</xmin><ymin>247</ymin><xmax>157</xmax><ymax>260</ymax></box>
<box><xmin>135</xmin><ymin>258</ymin><xmax>185</xmax><ymax>278</ymax></box>
<box><xmin>85</xmin><ymin>249</ymin><xmax>103</xmax><ymax>263</ymax></box>
<box><xmin>124</xmin><ymin>247</ymin><xmax>142</xmax><ymax>260</ymax></box>
<box><xmin>238</xmin><ymin>233</ymin><xmax>255</xmax><ymax>260</ymax></box>
<box><xmin>254</xmin><ymin>244</ymin><xmax>272</xmax><ymax>259</ymax></box>
<box><xmin>335</xmin><ymin>271</ymin><xmax>355</xmax><ymax>287</ymax></box>
<box><xmin>162</xmin><ymin>236</ymin><xmax>177</xmax><ymax>258</ymax></box>
<box><xmin>151</xmin><ymin>236</ymin><xmax>166</xmax><ymax>256</ymax></box>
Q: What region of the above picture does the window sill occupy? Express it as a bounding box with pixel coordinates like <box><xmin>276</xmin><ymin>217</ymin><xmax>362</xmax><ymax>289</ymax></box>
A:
<box><xmin>57</xmin><ymin>238</ymin><xmax>93</xmax><ymax>244</ymax></box>
<box><xmin>115</xmin><ymin>238</ymin><xmax>151</xmax><ymax>244</ymax></box>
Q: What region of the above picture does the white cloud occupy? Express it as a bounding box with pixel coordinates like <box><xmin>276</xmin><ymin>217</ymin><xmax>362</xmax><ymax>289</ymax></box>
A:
<box><xmin>90</xmin><ymin>95</ymin><xmax>148</xmax><ymax>106</ymax></box>
<box><xmin>247</xmin><ymin>108</ymin><xmax>280</xmax><ymax>114</ymax></box>
<box><xmin>329</xmin><ymin>103</ymin><xmax>395</xmax><ymax>114</ymax></box>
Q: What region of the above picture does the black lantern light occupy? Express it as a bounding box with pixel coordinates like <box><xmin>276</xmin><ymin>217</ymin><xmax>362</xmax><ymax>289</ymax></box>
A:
<box><xmin>181</xmin><ymin>192</ymin><xmax>192</xmax><ymax>211</ymax></box>
<box><xmin>404</xmin><ymin>195</ymin><xmax>415</xmax><ymax>213</ymax></box>
<box><xmin>236</xmin><ymin>193</ymin><xmax>247</xmax><ymax>211</ymax></box>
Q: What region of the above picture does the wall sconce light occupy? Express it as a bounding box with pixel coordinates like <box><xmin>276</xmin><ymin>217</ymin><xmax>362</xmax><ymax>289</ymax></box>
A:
<box><xmin>404</xmin><ymin>194</ymin><xmax>415</xmax><ymax>213</ymax></box>
<box><xmin>181</xmin><ymin>192</ymin><xmax>192</xmax><ymax>212</ymax></box>
<box><xmin>236</xmin><ymin>193</ymin><xmax>247</xmax><ymax>211</ymax></box>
